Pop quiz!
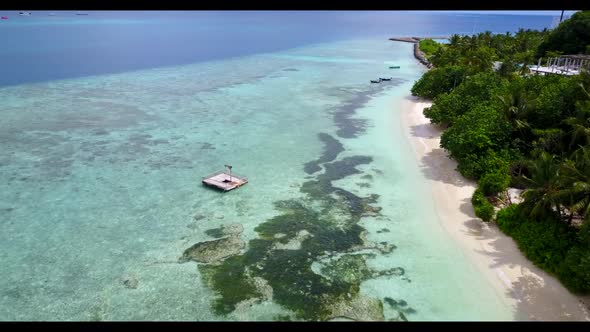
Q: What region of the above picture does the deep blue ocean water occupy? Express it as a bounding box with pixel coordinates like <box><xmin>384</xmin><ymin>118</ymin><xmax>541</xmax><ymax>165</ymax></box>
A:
<box><xmin>0</xmin><ymin>11</ymin><xmax>558</xmax><ymax>87</ymax></box>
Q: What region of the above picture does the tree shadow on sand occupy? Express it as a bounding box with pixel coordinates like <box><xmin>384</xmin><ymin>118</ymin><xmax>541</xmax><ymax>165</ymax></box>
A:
<box><xmin>459</xmin><ymin>197</ymin><xmax>590</xmax><ymax>320</ymax></box>
<box><xmin>409</xmin><ymin>124</ymin><xmax>437</xmax><ymax>139</ymax></box>
<box><xmin>419</xmin><ymin>149</ymin><xmax>474</xmax><ymax>187</ymax></box>
<box><xmin>459</xmin><ymin>198</ymin><xmax>519</xmax><ymax>270</ymax></box>
<box><xmin>408</xmin><ymin>120</ymin><xmax>447</xmax><ymax>139</ymax></box>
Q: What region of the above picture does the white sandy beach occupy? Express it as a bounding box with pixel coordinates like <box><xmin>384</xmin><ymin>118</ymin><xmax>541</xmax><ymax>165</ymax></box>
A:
<box><xmin>399</xmin><ymin>96</ymin><xmax>590</xmax><ymax>321</ymax></box>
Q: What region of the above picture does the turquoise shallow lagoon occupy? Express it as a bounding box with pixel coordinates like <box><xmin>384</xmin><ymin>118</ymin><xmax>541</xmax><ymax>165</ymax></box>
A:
<box><xmin>0</xmin><ymin>38</ymin><xmax>515</xmax><ymax>320</ymax></box>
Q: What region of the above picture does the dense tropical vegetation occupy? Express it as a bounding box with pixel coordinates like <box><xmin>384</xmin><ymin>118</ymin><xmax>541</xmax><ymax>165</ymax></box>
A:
<box><xmin>412</xmin><ymin>11</ymin><xmax>590</xmax><ymax>293</ymax></box>
<box><xmin>418</xmin><ymin>38</ymin><xmax>444</xmax><ymax>59</ymax></box>
<box><xmin>536</xmin><ymin>10</ymin><xmax>590</xmax><ymax>58</ymax></box>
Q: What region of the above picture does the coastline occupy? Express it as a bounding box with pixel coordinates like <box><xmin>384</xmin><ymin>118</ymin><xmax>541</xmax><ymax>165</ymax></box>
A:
<box><xmin>399</xmin><ymin>96</ymin><xmax>590</xmax><ymax>321</ymax></box>
<box><xmin>388</xmin><ymin>37</ymin><xmax>436</xmax><ymax>68</ymax></box>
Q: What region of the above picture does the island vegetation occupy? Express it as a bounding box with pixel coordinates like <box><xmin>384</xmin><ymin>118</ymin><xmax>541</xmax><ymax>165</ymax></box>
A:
<box><xmin>411</xmin><ymin>11</ymin><xmax>590</xmax><ymax>293</ymax></box>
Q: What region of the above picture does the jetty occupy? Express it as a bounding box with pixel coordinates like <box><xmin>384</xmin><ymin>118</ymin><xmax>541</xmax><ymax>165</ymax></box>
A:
<box><xmin>389</xmin><ymin>36</ymin><xmax>450</xmax><ymax>43</ymax></box>
<box><xmin>389</xmin><ymin>36</ymin><xmax>450</xmax><ymax>69</ymax></box>
<box><xmin>202</xmin><ymin>165</ymin><xmax>248</xmax><ymax>192</ymax></box>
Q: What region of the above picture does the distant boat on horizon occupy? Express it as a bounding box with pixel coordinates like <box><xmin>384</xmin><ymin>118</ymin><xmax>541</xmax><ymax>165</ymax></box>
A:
<box><xmin>48</xmin><ymin>12</ymin><xmax>56</xmax><ymax>16</ymax></box>
<box><xmin>75</xmin><ymin>11</ymin><xmax>89</xmax><ymax>16</ymax></box>
<box><xmin>18</xmin><ymin>12</ymin><xmax>32</xmax><ymax>16</ymax></box>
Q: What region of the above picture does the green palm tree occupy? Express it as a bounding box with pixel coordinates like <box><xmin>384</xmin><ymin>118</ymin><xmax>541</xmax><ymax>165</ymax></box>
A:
<box><xmin>480</xmin><ymin>31</ymin><xmax>493</xmax><ymax>47</ymax></box>
<box><xmin>466</xmin><ymin>36</ymin><xmax>479</xmax><ymax>53</ymax></box>
<box><xmin>518</xmin><ymin>51</ymin><xmax>535</xmax><ymax>75</ymax></box>
<box><xmin>564</xmin><ymin>83</ymin><xmax>590</xmax><ymax>150</ymax></box>
<box><xmin>521</xmin><ymin>151</ymin><xmax>563</xmax><ymax>219</ymax></box>
<box><xmin>460</xmin><ymin>46</ymin><xmax>494</xmax><ymax>73</ymax></box>
<box><xmin>564</xmin><ymin>109</ymin><xmax>590</xmax><ymax>149</ymax></box>
<box><xmin>449</xmin><ymin>34</ymin><xmax>461</xmax><ymax>47</ymax></box>
<box><xmin>497</xmin><ymin>89</ymin><xmax>533</xmax><ymax>131</ymax></box>
<box><xmin>555</xmin><ymin>147</ymin><xmax>590</xmax><ymax>223</ymax></box>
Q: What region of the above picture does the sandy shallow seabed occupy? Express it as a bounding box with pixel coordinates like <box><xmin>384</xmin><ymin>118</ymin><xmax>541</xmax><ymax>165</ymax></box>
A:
<box><xmin>399</xmin><ymin>96</ymin><xmax>590</xmax><ymax>321</ymax></box>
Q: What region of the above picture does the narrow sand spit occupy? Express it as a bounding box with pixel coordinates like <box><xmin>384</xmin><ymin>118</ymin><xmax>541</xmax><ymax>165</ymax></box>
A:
<box><xmin>399</xmin><ymin>96</ymin><xmax>590</xmax><ymax>321</ymax></box>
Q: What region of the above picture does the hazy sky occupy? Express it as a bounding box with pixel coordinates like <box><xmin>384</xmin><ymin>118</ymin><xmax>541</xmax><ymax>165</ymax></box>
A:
<box><xmin>0</xmin><ymin>10</ymin><xmax>579</xmax><ymax>17</ymax></box>
<box><xmin>440</xmin><ymin>10</ymin><xmax>578</xmax><ymax>16</ymax></box>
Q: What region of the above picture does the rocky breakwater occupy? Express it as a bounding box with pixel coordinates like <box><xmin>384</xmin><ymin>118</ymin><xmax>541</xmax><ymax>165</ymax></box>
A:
<box><xmin>413</xmin><ymin>42</ymin><xmax>433</xmax><ymax>69</ymax></box>
<box><xmin>389</xmin><ymin>36</ymin><xmax>448</xmax><ymax>69</ymax></box>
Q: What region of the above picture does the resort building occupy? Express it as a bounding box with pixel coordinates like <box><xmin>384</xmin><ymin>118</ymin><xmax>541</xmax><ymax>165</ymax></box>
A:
<box><xmin>529</xmin><ymin>54</ymin><xmax>590</xmax><ymax>76</ymax></box>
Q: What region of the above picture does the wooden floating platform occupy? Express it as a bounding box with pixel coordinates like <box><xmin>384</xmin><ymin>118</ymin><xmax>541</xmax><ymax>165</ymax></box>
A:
<box><xmin>202</xmin><ymin>170</ymin><xmax>248</xmax><ymax>192</ymax></box>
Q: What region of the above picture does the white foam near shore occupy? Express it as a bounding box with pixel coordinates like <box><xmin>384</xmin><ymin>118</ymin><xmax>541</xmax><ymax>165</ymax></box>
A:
<box><xmin>399</xmin><ymin>96</ymin><xmax>590</xmax><ymax>321</ymax></box>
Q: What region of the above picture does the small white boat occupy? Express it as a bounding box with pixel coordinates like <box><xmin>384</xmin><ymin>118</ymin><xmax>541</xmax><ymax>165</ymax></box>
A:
<box><xmin>19</xmin><ymin>12</ymin><xmax>32</xmax><ymax>16</ymax></box>
<box><xmin>76</xmin><ymin>11</ymin><xmax>89</xmax><ymax>16</ymax></box>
